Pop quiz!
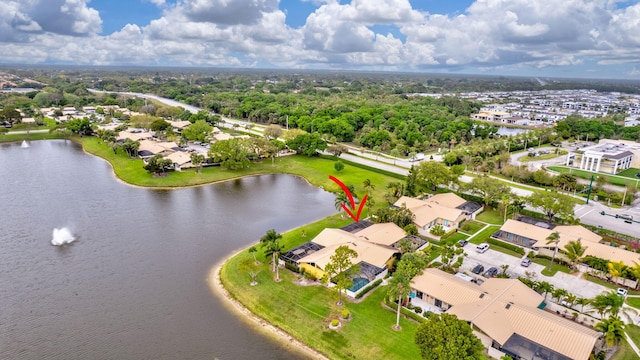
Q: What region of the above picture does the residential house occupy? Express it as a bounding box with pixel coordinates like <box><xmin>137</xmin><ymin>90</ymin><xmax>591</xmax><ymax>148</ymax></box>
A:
<box><xmin>282</xmin><ymin>223</ymin><xmax>407</xmax><ymax>296</ymax></box>
<box><xmin>410</xmin><ymin>268</ymin><xmax>600</xmax><ymax>360</ymax></box>
<box><xmin>165</xmin><ymin>151</ymin><xmax>192</xmax><ymax>171</ymax></box>
<box><xmin>493</xmin><ymin>219</ymin><xmax>640</xmax><ymax>267</ymax></box>
<box><xmin>394</xmin><ymin>194</ymin><xmax>478</xmax><ymax>236</ymax></box>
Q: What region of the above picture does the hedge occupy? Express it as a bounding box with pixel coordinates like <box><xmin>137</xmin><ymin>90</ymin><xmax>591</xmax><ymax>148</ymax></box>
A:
<box><xmin>383</xmin><ymin>297</ymin><xmax>426</xmax><ymax>323</ymax></box>
<box><xmin>486</xmin><ymin>238</ymin><xmax>526</xmax><ymax>255</ymax></box>
<box><xmin>355</xmin><ymin>278</ymin><xmax>383</xmax><ymax>299</ymax></box>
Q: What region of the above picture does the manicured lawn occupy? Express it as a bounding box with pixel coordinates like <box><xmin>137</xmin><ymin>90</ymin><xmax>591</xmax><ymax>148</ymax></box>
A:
<box><xmin>489</xmin><ymin>244</ymin><xmax>525</xmax><ymax>258</ymax></box>
<box><xmin>0</xmin><ymin>132</ymin><xmax>65</xmax><ymax>143</ymax></box>
<box><xmin>548</xmin><ymin>166</ymin><xmax>640</xmax><ymax>188</ymax></box>
<box><xmin>79</xmin><ymin>137</ymin><xmax>400</xmax><ymax>203</ymax></box>
<box><xmin>459</xmin><ymin>220</ymin><xmax>485</xmax><ymax>234</ymax></box>
<box><xmin>467</xmin><ymin>225</ymin><xmax>501</xmax><ymax>245</ymax></box>
<box><xmin>626</xmin><ymin>297</ymin><xmax>640</xmax><ymax>310</ymax></box>
<box><xmin>442</xmin><ymin>232</ymin><xmax>468</xmax><ymax>244</ymax></box>
<box><xmin>531</xmin><ymin>258</ymin><xmax>573</xmax><ymax>276</ymax></box>
<box><xmin>475</xmin><ymin>208</ymin><xmax>505</xmax><ymax>225</ymax></box>
<box><xmin>618</xmin><ymin>168</ymin><xmax>640</xmax><ymax>178</ymax></box>
<box><xmin>221</xmin><ymin>247</ymin><xmax>423</xmax><ymax>360</ymax></box>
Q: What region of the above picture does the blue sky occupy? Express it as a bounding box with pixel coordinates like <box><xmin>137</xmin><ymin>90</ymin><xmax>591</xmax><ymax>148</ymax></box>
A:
<box><xmin>1</xmin><ymin>0</ymin><xmax>640</xmax><ymax>79</ymax></box>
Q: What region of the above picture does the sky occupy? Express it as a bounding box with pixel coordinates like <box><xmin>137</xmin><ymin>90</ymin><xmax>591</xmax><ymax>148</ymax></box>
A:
<box><xmin>1</xmin><ymin>0</ymin><xmax>640</xmax><ymax>79</ymax></box>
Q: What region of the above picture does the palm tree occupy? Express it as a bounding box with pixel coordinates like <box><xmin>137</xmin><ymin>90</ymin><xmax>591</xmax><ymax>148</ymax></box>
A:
<box><xmin>500</xmin><ymin>194</ymin><xmax>511</xmax><ymax>223</ymax></box>
<box><xmin>576</xmin><ymin>297</ymin><xmax>590</xmax><ymax>312</ymax></box>
<box><xmin>535</xmin><ymin>281</ymin><xmax>554</xmax><ymax>301</ymax></box>
<box><xmin>334</xmin><ymin>192</ymin><xmax>349</xmax><ymax>217</ymax></box>
<box><xmin>590</xmin><ymin>291</ymin><xmax>625</xmax><ymax>319</ymax></box>
<box><xmin>362</xmin><ymin>178</ymin><xmax>375</xmax><ymax>197</ymax></box>
<box><xmin>595</xmin><ymin>316</ymin><xmax>625</xmax><ymax>348</ymax></box>
<box><xmin>564</xmin><ymin>239</ymin><xmax>587</xmax><ymax>270</ymax></box>
<box><xmin>552</xmin><ymin>288</ymin><xmax>569</xmax><ymax>304</ymax></box>
<box><xmin>607</xmin><ymin>261</ymin><xmax>626</xmax><ymax>287</ymax></box>
<box><xmin>259</xmin><ymin>229</ymin><xmax>284</xmax><ymax>281</ymax></box>
<box><xmin>546</xmin><ymin>231</ymin><xmax>561</xmax><ymax>267</ymax></box>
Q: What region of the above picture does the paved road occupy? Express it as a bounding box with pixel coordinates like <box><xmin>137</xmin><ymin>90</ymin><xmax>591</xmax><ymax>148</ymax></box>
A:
<box><xmin>92</xmin><ymin>89</ymin><xmax>640</xmax><ymax>238</ymax></box>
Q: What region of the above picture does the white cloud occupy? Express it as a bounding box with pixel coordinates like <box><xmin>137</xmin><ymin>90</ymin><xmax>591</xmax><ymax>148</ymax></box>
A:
<box><xmin>1</xmin><ymin>0</ymin><xmax>640</xmax><ymax>77</ymax></box>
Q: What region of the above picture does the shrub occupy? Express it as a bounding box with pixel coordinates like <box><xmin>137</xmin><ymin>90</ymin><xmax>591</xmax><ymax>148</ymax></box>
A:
<box><xmin>430</xmin><ymin>225</ymin><xmax>446</xmax><ymax>236</ymax></box>
<box><xmin>341</xmin><ymin>309</ymin><xmax>350</xmax><ymax>319</ymax></box>
<box><xmin>355</xmin><ymin>279</ymin><xmax>382</xmax><ymax>299</ymax></box>
<box><xmin>285</xmin><ymin>262</ymin><xmax>300</xmax><ymax>273</ymax></box>
<box><xmin>331</xmin><ymin>319</ymin><xmax>339</xmax><ymax>327</ymax></box>
<box><xmin>303</xmin><ymin>271</ymin><xmax>317</xmax><ymax>281</ymax></box>
<box><xmin>486</xmin><ymin>238</ymin><xmax>525</xmax><ymax>255</ymax></box>
<box><xmin>413</xmin><ymin>306</ymin><xmax>423</xmax><ymax>314</ymax></box>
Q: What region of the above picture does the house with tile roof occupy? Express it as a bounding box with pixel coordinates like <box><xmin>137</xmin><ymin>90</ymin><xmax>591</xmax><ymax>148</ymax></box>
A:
<box><xmin>410</xmin><ymin>268</ymin><xmax>601</xmax><ymax>360</ymax></box>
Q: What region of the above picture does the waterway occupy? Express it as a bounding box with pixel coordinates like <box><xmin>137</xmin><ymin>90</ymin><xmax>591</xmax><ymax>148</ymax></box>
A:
<box><xmin>0</xmin><ymin>140</ymin><xmax>336</xmax><ymax>359</ymax></box>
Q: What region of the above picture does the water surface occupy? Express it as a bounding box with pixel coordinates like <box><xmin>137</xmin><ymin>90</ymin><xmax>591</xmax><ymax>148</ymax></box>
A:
<box><xmin>0</xmin><ymin>140</ymin><xmax>335</xmax><ymax>359</ymax></box>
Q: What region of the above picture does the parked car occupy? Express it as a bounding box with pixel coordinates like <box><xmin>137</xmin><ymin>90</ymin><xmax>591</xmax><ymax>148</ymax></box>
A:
<box><xmin>617</xmin><ymin>288</ymin><xmax>628</xmax><ymax>297</ymax></box>
<box><xmin>476</xmin><ymin>243</ymin><xmax>489</xmax><ymax>253</ymax></box>
<box><xmin>458</xmin><ymin>239</ymin><xmax>469</xmax><ymax>247</ymax></box>
<box><xmin>521</xmin><ymin>258</ymin><xmax>532</xmax><ymax>267</ymax></box>
<box><xmin>483</xmin><ymin>267</ymin><xmax>498</xmax><ymax>278</ymax></box>
<box><xmin>472</xmin><ymin>264</ymin><xmax>484</xmax><ymax>275</ymax></box>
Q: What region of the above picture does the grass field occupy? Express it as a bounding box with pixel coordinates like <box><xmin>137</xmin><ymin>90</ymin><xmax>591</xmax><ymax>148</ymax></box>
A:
<box><xmin>220</xmin><ymin>225</ymin><xmax>425</xmax><ymax>360</ymax></box>
<box><xmin>611</xmin><ymin>325</ymin><xmax>640</xmax><ymax>360</ymax></box>
<box><xmin>547</xmin><ymin>166</ymin><xmax>640</xmax><ymax>188</ymax></box>
<box><xmin>78</xmin><ymin>137</ymin><xmax>400</xmax><ymax>203</ymax></box>
<box><xmin>467</xmin><ymin>225</ymin><xmax>501</xmax><ymax>245</ymax></box>
<box><xmin>475</xmin><ymin>208</ymin><xmax>505</xmax><ymax>225</ymax></box>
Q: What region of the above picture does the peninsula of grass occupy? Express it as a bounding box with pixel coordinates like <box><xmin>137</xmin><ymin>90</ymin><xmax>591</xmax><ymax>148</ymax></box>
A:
<box><xmin>220</xmin><ymin>216</ymin><xmax>424</xmax><ymax>360</ymax></box>
<box><xmin>78</xmin><ymin>137</ymin><xmax>401</xmax><ymax>196</ymax></box>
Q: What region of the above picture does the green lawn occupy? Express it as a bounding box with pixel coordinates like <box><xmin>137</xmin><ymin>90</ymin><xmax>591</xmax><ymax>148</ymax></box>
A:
<box><xmin>475</xmin><ymin>208</ymin><xmax>505</xmax><ymax>225</ymax></box>
<box><xmin>467</xmin><ymin>225</ymin><xmax>501</xmax><ymax>245</ymax></box>
<box><xmin>221</xmin><ymin>245</ymin><xmax>423</xmax><ymax>360</ymax></box>
<box><xmin>488</xmin><ymin>243</ymin><xmax>525</xmax><ymax>258</ymax></box>
<box><xmin>618</xmin><ymin>168</ymin><xmax>640</xmax><ymax>178</ymax></box>
<box><xmin>537</xmin><ymin>261</ymin><xmax>573</xmax><ymax>276</ymax></box>
<box><xmin>459</xmin><ymin>220</ymin><xmax>485</xmax><ymax>234</ymax></box>
<box><xmin>0</xmin><ymin>131</ymin><xmax>65</xmax><ymax>143</ymax></box>
<box><xmin>626</xmin><ymin>297</ymin><xmax>640</xmax><ymax>310</ymax></box>
<box><xmin>548</xmin><ymin>166</ymin><xmax>640</xmax><ymax>188</ymax></box>
<box><xmin>78</xmin><ymin>137</ymin><xmax>400</xmax><ymax>202</ymax></box>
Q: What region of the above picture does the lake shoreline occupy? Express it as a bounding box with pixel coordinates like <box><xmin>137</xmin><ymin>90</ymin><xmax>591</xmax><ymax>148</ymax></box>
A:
<box><xmin>207</xmin><ymin>249</ymin><xmax>330</xmax><ymax>360</ymax></box>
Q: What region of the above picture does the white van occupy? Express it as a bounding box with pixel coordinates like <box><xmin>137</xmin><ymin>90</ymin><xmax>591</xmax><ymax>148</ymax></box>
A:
<box><xmin>476</xmin><ymin>243</ymin><xmax>490</xmax><ymax>253</ymax></box>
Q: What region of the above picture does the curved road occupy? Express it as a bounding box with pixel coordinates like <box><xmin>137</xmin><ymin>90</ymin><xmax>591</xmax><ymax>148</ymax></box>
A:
<box><xmin>90</xmin><ymin>89</ymin><xmax>640</xmax><ymax>237</ymax></box>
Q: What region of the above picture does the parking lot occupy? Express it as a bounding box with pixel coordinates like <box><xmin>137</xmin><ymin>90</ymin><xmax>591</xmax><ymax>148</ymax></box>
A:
<box><xmin>459</xmin><ymin>245</ymin><xmax>610</xmax><ymax>300</ymax></box>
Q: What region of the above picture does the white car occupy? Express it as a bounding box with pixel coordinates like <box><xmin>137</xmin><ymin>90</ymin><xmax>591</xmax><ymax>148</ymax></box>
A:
<box><xmin>476</xmin><ymin>243</ymin><xmax>489</xmax><ymax>253</ymax></box>
<box><xmin>617</xmin><ymin>288</ymin><xmax>628</xmax><ymax>297</ymax></box>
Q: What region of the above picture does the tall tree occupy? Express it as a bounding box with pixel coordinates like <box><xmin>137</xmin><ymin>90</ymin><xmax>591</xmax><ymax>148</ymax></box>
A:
<box><xmin>239</xmin><ymin>257</ymin><xmax>261</xmax><ymax>286</ymax></box>
<box><xmin>322</xmin><ymin>245</ymin><xmax>360</xmax><ymax>306</ymax></box>
<box><xmin>415</xmin><ymin>161</ymin><xmax>457</xmax><ymax>192</ymax></box>
<box><xmin>564</xmin><ymin>240</ymin><xmax>587</xmax><ymax>270</ymax></box>
<box><xmin>259</xmin><ymin>229</ymin><xmax>284</xmax><ymax>282</ymax></box>
<box><xmin>208</xmin><ymin>138</ymin><xmax>251</xmax><ymax>170</ymax></box>
<box><xmin>527</xmin><ymin>191</ymin><xmax>575</xmax><ymax>222</ymax></box>
<box><xmin>414</xmin><ymin>313</ymin><xmax>485</xmax><ymax>360</ymax></box>
<box><xmin>546</xmin><ymin>231</ymin><xmax>561</xmax><ymax>267</ymax></box>
<box><xmin>263</xmin><ymin>124</ymin><xmax>283</xmax><ymax>140</ymax></box>
<box><xmin>362</xmin><ymin>178</ymin><xmax>375</xmax><ymax>197</ymax></box>
<box><xmin>190</xmin><ymin>153</ymin><xmax>205</xmax><ymax>173</ymax></box>
<box><xmin>182</xmin><ymin>120</ymin><xmax>213</xmax><ymax>142</ymax></box>
<box><xmin>466</xmin><ymin>176</ymin><xmax>511</xmax><ymax>207</ymax></box>
<box><xmin>286</xmin><ymin>133</ymin><xmax>327</xmax><ymax>156</ymax></box>
<box><xmin>387</xmin><ymin>252</ymin><xmax>428</xmax><ymax>330</ymax></box>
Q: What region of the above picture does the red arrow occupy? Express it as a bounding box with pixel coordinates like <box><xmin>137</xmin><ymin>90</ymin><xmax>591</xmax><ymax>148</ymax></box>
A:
<box><xmin>329</xmin><ymin>175</ymin><xmax>368</xmax><ymax>222</ymax></box>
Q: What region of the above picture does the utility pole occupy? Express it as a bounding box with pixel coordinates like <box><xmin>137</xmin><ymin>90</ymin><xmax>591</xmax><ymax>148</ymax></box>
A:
<box><xmin>586</xmin><ymin>174</ymin><xmax>595</xmax><ymax>204</ymax></box>
<box><xmin>622</xmin><ymin>186</ymin><xmax>627</xmax><ymax>207</ymax></box>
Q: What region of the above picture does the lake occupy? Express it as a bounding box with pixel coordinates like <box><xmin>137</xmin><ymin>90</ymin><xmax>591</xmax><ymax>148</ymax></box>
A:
<box><xmin>0</xmin><ymin>140</ymin><xmax>336</xmax><ymax>360</ymax></box>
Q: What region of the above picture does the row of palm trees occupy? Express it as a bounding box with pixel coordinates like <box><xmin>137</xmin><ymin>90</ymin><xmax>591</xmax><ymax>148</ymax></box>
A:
<box><xmin>519</xmin><ymin>277</ymin><xmax>631</xmax><ymax>349</ymax></box>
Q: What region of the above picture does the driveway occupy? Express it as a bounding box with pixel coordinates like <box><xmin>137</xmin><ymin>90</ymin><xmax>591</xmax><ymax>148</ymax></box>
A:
<box><xmin>460</xmin><ymin>246</ymin><xmax>609</xmax><ymax>300</ymax></box>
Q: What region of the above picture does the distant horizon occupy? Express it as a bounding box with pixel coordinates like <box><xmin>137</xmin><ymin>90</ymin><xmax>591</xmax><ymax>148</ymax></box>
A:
<box><xmin>1</xmin><ymin>1</ymin><xmax>640</xmax><ymax>79</ymax></box>
<box><xmin>3</xmin><ymin>64</ymin><xmax>640</xmax><ymax>85</ymax></box>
